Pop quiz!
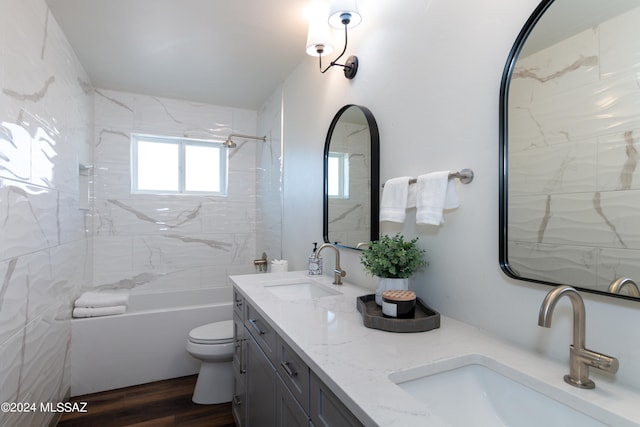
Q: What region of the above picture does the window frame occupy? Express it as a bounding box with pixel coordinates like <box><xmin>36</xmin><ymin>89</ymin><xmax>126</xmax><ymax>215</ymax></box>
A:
<box><xmin>130</xmin><ymin>133</ymin><xmax>228</xmax><ymax>196</ymax></box>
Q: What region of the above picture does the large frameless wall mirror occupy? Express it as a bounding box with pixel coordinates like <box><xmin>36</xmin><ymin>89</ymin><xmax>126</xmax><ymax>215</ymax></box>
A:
<box><xmin>500</xmin><ymin>0</ymin><xmax>640</xmax><ymax>300</ymax></box>
<box><xmin>323</xmin><ymin>105</ymin><xmax>380</xmax><ymax>250</ymax></box>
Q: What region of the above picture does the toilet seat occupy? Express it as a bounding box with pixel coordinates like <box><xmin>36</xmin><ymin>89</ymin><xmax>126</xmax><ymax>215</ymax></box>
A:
<box><xmin>188</xmin><ymin>320</ymin><xmax>234</xmax><ymax>345</ymax></box>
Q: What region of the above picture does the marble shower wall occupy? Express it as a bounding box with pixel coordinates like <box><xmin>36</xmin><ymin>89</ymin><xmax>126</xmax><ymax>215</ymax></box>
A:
<box><xmin>92</xmin><ymin>89</ymin><xmax>262</xmax><ymax>293</ymax></box>
<box><xmin>508</xmin><ymin>7</ymin><xmax>640</xmax><ymax>292</ymax></box>
<box><xmin>0</xmin><ymin>0</ymin><xmax>94</xmax><ymax>426</ymax></box>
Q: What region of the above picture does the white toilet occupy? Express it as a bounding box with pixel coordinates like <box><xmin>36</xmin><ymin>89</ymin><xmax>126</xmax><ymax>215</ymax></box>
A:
<box><xmin>186</xmin><ymin>320</ymin><xmax>234</xmax><ymax>404</ymax></box>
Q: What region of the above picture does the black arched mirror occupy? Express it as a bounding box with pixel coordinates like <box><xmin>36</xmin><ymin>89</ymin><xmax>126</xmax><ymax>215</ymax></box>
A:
<box><xmin>323</xmin><ymin>105</ymin><xmax>380</xmax><ymax>250</ymax></box>
<box><xmin>500</xmin><ymin>0</ymin><xmax>640</xmax><ymax>300</ymax></box>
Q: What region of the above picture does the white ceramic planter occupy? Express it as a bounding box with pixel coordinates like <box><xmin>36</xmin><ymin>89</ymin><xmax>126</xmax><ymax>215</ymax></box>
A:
<box><xmin>375</xmin><ymin>277</ymin><xmax>409</xmax><ymax>305</ymax></box>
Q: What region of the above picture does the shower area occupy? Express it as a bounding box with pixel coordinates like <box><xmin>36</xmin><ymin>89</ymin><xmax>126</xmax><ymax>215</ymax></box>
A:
<box><xmin>91</xmin><ymin>87</ymin><xmax>283</xmax><ymax>295</ymax></box>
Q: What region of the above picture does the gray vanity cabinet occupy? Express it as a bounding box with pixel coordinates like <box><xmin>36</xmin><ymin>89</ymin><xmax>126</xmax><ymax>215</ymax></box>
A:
<box><xmin>233</xmin><ymin>288</ymin><xmax>362</xmax><ymax>427</ymax></box>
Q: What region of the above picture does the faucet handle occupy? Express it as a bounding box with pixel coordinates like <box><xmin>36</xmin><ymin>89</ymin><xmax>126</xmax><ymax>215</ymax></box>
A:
<box><xmin>577</xmin><ymin>347</ymin><xmax>619</xmax><ymax>373</ymax></box>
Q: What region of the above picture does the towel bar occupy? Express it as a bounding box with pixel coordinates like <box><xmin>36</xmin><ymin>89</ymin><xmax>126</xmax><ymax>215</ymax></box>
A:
<box><xmin>382</xmin><ymin>169</ymin><xmax>474</xmax><ymax>187</ymax></box>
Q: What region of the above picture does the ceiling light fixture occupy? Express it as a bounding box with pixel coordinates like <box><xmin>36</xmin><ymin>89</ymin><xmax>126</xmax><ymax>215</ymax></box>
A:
<box><xmin>305</xmin><ymin>0</ymin><xmax>361</xmax><ymax>79</ymax></box>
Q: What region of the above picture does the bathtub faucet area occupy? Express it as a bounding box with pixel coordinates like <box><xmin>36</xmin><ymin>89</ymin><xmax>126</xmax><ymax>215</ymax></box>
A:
<box><xmin>253</xmin><ymin>252</ymin><xmax>268</xmax><ymax>272</ymax></box>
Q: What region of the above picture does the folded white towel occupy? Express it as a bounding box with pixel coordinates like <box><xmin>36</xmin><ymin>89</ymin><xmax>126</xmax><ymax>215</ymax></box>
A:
<box><xmin>72</xmin><ymin>305</ymin><xmax>127</xmax><ymax>318</ymax></box>
<box><xmin>74</xmin><ymin>291</ymin><xmax>129</xmax><ymax>308</ymax></box>
<box><xmin>380</xmin><ymin>177</ymin><xmax>411</xmax><ymax>223</ymax></box>
<box><xmin>416</xmin><ymin>172</ymin><xmax>459</xmax><ymax>225</ymax></box>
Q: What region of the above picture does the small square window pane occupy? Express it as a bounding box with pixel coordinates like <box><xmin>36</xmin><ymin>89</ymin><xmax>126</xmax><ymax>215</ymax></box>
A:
<box><xmin>137</xmin><ymin>140</ymin><xmax>179</xmax><ymax>191</ymax></box>
<box><xmin>328</xmin><ymin>156</ymin><xmax>340</xmax><ymax>196</ymax></box>
<box><xmin>185</xmin><ymin>144</ymin><xmax>221</xmax><ymax>192</ymax></box>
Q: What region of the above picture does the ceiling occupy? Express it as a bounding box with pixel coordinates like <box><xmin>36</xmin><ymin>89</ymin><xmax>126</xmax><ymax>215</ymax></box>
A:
<box><xmin>46</xmin><ymin>0</ymin><xmax>310</xmax><ymax>109</ymax></box>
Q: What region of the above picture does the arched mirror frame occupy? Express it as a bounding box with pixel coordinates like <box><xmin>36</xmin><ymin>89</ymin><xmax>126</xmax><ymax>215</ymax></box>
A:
<box><xmin>323</xmin><ymin>104</ymin><xmax>380</xmax><ymax>250</ymax></box>
<box><xmin>499</xmin><ymin>0</ymin><xmax>639</xmax><ymax>301</ymax></box>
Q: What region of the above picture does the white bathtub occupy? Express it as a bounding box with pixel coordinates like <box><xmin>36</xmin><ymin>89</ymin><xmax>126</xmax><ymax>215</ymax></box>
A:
<box><xmin>70</xmin><ymin>287</ymin><xmax>232</xmax><ymax>396</ymax></box>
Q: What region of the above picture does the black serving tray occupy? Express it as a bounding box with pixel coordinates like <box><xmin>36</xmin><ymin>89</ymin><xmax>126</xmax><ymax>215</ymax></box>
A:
<box><xmin>356</xmin><ymin>294</ymin><xmax>440</xmax><ymax>333</ymax></box>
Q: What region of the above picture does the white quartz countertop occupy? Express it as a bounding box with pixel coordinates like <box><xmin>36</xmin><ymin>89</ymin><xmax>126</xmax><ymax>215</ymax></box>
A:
<box><xmin>230</xmin><ymin>271</ymin><xmax>640</xmax><ymax>427</ymax></box>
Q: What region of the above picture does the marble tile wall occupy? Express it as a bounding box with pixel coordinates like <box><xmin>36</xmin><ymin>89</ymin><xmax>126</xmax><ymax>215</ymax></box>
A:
<box><xmin>508</xmin><ymin>7</ymin><xmax>640</xmax><ymax>292</ymax></box>
<box><xmin>0</xmin><ymin>0</ymin><xmax>94</xmax><ymax>425</ymax></box>
<box><xmin>326</xmin><ymin>121</ymin><xmax>371</xmax><ymax>246</ymax></box>
<box><xmin>92</xmin><ymin>89</ymin><xmax>263</xmax><ymax>293</ymax></box>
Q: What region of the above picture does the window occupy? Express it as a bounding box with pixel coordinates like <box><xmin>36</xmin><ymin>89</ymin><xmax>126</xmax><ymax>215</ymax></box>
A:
<box><xmin>131</xmin><ymin>134</ymin><xmax>227</xmax><ymax>195</ymax></box>
<box><xmin>327</xmin><ymin>151</ymin><xmax>349</xmax><ymax>199</ymax></box>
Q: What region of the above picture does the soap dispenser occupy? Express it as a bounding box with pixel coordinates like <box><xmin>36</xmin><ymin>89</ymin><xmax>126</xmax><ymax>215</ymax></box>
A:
<box><xmin>308</xmin><ymin>242</ymin><xmax>322</xmax><ymax>276</ymax></box>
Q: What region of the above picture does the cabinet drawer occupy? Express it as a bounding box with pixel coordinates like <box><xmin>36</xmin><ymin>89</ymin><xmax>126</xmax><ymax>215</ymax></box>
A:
<box><xmin>245</xmin><ymin>303</ymin><xmax>277</xmax><ymax>365</ymax></box>
<box><xmin>233</xmin><ymin>288</ymin><xmax>245</xmax><ymax>318</ymax></box>
<box><xmin>277</xmin><ymin>336</ymin><xmax>310</xmax><ymax>413</ymax></box>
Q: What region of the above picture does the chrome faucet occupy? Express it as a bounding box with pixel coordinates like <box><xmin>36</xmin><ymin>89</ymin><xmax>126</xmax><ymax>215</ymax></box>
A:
<box><xmin>608</xmin><ymin>277</ymin><xmax>640</xmax><ymax>298</ymax></box>
<box><xmin>538</xmin><ymin>285</ymin><xmax>619</xmax><ymax>389</ymax></box>
<box><xmin>315</xmin><ymin>243</ymin><xmax>346</xmax><ymax>285</ymax></box>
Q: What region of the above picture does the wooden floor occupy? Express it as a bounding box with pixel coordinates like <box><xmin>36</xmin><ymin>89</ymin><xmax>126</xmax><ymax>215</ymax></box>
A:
<box><xmin>57</xmin><ymin>375</ymin><xmax>236</xmax><ymax>427</ymax></box>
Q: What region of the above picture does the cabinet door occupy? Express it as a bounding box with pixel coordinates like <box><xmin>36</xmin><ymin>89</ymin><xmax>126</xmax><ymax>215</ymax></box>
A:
<box><xmin>276</xmin><ymin>374</ymin><xmax>310</xmax><ymax>427</ymax></box>
<box><xmin>232</xmin><ymin>314</ymin><xmax>246</xmax><ymax>427</ymax></box>
<box><xmin>246</xmin><ymin>332</ymin><xmax>276</xmax><ymax>427</ymax></box>
<box><xmin>310</xmin><ymin>372</ymin><xmax>363</xmax><ymax>427</ymax></box>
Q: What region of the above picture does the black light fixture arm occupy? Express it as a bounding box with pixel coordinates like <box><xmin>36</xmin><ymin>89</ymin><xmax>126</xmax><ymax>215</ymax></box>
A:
<box><xmin>319</xmin><ymin>23</ymin><xmax>349</xmax><ymax>73</ymax></box>
<box><xmin>315</xmin><ymin>15</ymin><xmax>359</xmax><ymax>79</ymax></box>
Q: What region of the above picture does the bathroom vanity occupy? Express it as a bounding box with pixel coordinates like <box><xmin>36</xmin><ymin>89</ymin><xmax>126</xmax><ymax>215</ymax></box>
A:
<box><xmin>232</xmin><ymin>279</ymin><xmax>362</xmax><ymax>426</ymax></box>
<box><xmin>230</xmin><ymin>272</ymin><xmax>640</xmax><ymax>426</ymax></box>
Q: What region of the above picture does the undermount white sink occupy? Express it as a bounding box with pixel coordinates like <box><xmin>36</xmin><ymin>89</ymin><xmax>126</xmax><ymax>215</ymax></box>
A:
<box><xmin>265</xmin><ymin>280</ymin><xmax>342</xmax><ymax>300</ymax></box>
<box><xmin>390</xmin><ymin>356</ymin><xmax>606</xmax><ymax>427</ymax></box>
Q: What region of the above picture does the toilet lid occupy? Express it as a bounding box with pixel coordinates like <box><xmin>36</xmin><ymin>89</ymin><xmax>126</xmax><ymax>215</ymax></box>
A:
<box><xmin>189</xmin><ymin>320</ymin><xmax>234</xmax><ymax>344</ymax></box>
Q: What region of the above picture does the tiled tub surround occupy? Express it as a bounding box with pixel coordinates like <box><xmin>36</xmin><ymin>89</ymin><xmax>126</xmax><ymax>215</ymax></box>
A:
<box><xmin>231</xmin><ymin>271</ymin><xmax>640</xmax><ymax>426</ymax></box>
<box><xmin>92</xmin><ymin>89</ymin><xmax>269</xmax><ymax>293</ymax></box>
<box><xmin>0</xmin><ymin>0</ymin><xmax>94</xmax><ymax>426</ymax></box>
<box><xmin>508</xmin><ymin>6</ymin><xmax>640</xmax><ymax>291</ymax></box>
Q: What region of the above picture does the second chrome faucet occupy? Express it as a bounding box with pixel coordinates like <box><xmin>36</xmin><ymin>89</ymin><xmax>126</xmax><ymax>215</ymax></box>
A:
<box><xmin>538</xmin><ymin>285</ymin><xmax>619</xmax><ymax>389</ymax></box>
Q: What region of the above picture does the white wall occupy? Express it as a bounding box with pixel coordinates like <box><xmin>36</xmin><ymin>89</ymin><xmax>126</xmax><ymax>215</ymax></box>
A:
<box><xmin>281</xmin><ymin>0</ymin><xmax>640</xmax><ymax>389</ymax></box>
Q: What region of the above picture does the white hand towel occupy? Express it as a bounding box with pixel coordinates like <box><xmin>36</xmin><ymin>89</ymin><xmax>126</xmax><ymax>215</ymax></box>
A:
<box><xmin>380</xmin><ymin>177</ymin><xmax>411</xmax><ymax>223</ymax></box>
<box><xmin>416</xmin><ymin>172</ymin><xmax>460</xmax><ymax>225</ymax></box>
<box><xmin>72</xmin><ymin>305</ymin><xmax>127</xmax><ymax>318</ymax></box>
<box><xmin>74</xmin><ymin>291</ymin><xmax>129</xmax><ymax>308</ymax></box>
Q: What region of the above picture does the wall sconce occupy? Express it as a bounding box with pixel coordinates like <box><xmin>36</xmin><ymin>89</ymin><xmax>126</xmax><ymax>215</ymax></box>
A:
<box><xmin>305</xmin><ymin>0</ymin><xmax>361</xmax><ymax>79</ymax></box>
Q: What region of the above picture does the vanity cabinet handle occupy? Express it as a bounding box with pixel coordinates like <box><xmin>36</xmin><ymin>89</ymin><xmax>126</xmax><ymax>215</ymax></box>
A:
<box><xmin>236</xmin><ymin>339</ymin><xmax>246</xmax><ymax>374</ymax></box>
<box><xmin>281</xmin><ymin>361</ymin><xmax>297</xmax><ymax>377</ymax></box>
<box><xmin>249</xmin><ymin>318</ymin><xmax>266</xmax><ymax>335</ymax></box>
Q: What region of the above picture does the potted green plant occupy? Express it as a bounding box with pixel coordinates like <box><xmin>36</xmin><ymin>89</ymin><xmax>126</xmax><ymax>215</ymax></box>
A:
<box><xmin>360</xmin><ymin>234</ymin><xmax>428</xmax><ymax>305</ymax></box>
